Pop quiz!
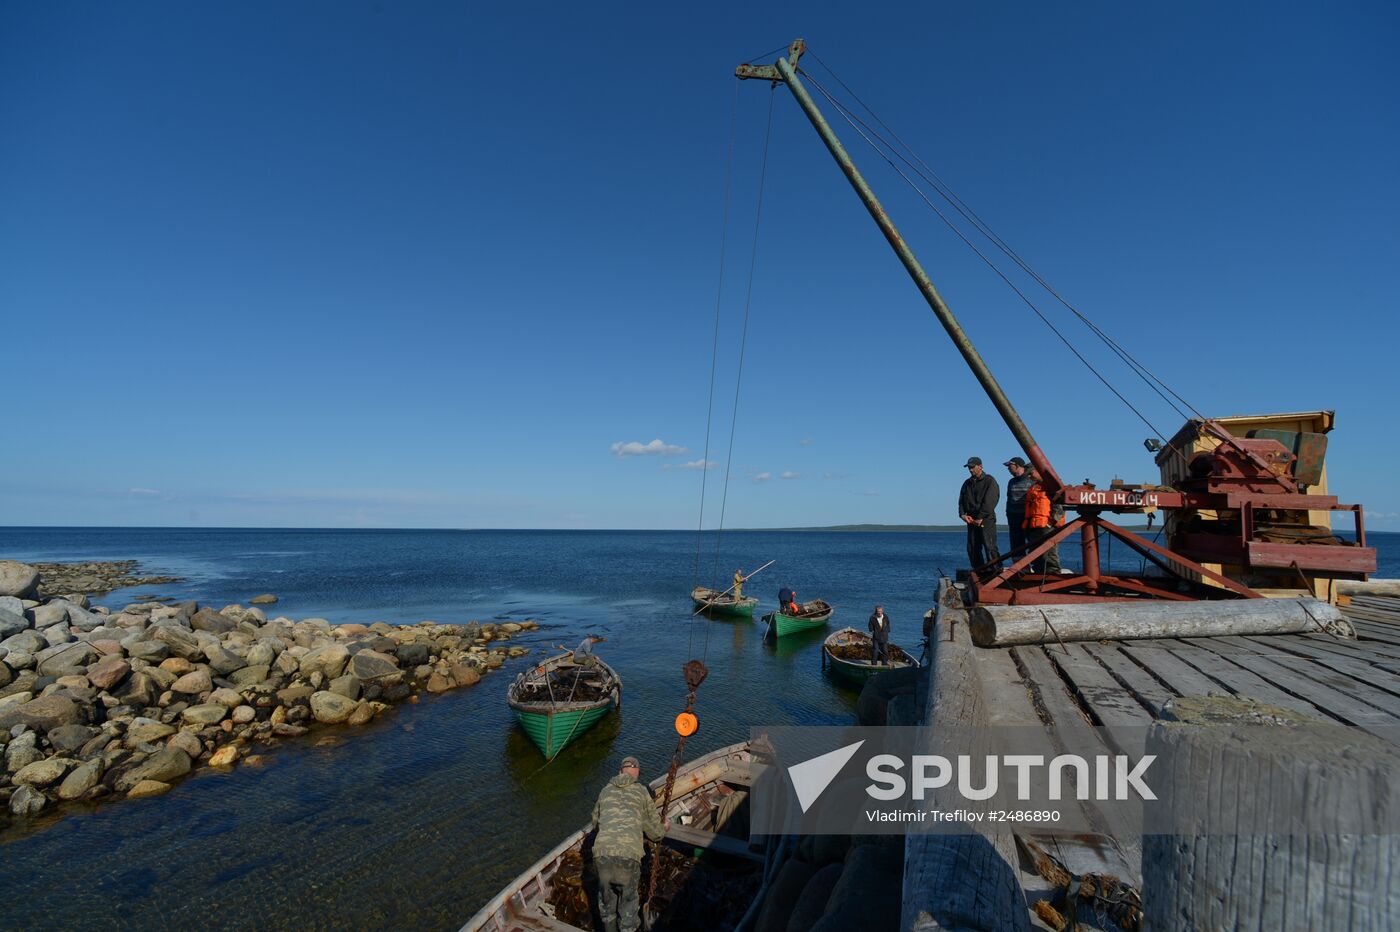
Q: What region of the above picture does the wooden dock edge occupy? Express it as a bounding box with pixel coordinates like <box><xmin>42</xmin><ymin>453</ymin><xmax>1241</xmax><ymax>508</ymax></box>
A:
<box><xmin>903</xmin><ymin>580</ymin><xmax>1035</xmax><ymax>932</ymax></box>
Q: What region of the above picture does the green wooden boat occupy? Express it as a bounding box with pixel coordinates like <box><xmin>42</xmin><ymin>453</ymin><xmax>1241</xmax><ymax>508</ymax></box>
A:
<box><xmin>691</xmin><ymin>585</ymin><xmax>759</xmax><ymax>618</ymax></box>
<box><xmin>762</xmin><ymin>599</ymin><xmax>833</xmax><ymax>639</ymax></box>
<box><xmin>821</xmin><ymin>626</ymin><xmax>918</xmax><ymax>685</ymax></box>
<box><xmin>507</xmin><ymin>651</ymin><xmax>622</xmax><ymax>759</ymax></box>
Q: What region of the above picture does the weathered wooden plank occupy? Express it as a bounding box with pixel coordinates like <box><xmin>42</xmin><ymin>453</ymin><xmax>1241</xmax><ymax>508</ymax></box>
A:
<box><xmin>1078</xmin><ymin>642</ymin><xmax>1179</xmax><ymax>717</ymax></box>
<box><xmin>660</xmin><ymin>824</ymin><xmax>762</xmax><ymax>861</ymax></box>
<box><xmin>1044</xmin><ymin>644</ymin><xmax>1155</xmax><ymax>727</ymax></box>
<box><xmin>1165</xmin><ymin>643</ymin><xmax>1335</xmax><ymax>721</ymax></box>
<box><xmin>1246</xmin><ymin>652</ymin><xmax>1400</xmax><ymax>719</ymax></box>
<box><xmin>1338</xmin><ymin>580</ymin><xmax>1400</xmax><ymax>597</ymax></box>
<box><xmin>1228</xmin><ymin>635</ymin><xmax>1400</xmax><ymax>683</ymax></box>
<box><xmin>972</xmin><ymin>645</ymin><xmax>1043</xmax><ymax>727</ymax></box>
<box><xmin>1302</xmin><ymin>631</ymin><xmax>1400</xmax><ymax>661</ymax></box>
<box><xmin>1113</xmin><ymin>642</ymin><xmax>1230</xmax><ymax>699</ymax></box>
<box><xmin>1185</xmin><ymin>641</ymin><xmax>1400</xmax><ymax>732</ymax></box>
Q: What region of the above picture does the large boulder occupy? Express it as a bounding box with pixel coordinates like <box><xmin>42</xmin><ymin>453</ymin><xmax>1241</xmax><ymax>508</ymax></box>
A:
<box><xmin>35</xmin><ymin>641</ymin><xmax>97</xmax><ymax>677</ymax></box>
<box><xmin>9</xmin><ymin>784</ymin><xmax>47</xmax><ymax>816</ymax></box>
<box><xmin>396</xmin><ymin>642</ymin><xmax>430</xmax><ymax>667</ymax></box>
<box><xmin>0</xmin><ymin>562</ymin><xmax>40</xmax><ymax>599</ymax></box>
<box><xmin>298</xmin><ymin>644</ymin><xmax>349</xmax><ymax>680</ymax></box>
<box><xmin>349</xmin><ymin>650</ymin><xmax>400</xmax><ymax>683</ymax></box>
<box><xmin>57</xmin><ymin>758</ymin><xmax>104</xmax><ymax>800</ymax></box>
<box><xmin>126</xmin><ymin>640</ymin><xmax>170</xmax><ymax>663</ymax></box>
<box><xmin>117</xmin><ymin>746</ymin><xmax>192</xmax><ymax>791</ymax></box>
<box><xmin>14</xmin><ymin>757</ymin><xmax>76</xmax><ymax>787</ymax></box>
<box><xmin>328</xmin><ymin>674</ymin><xmax>360</xmax><ymax>701</ymax></box>
<box><xmin>182</xmin><ymin>703</ymin><xmax>228</xmax><ymax>725</ymax></box>
<box><xmin>202</xmin><ymin>645</ymin><xmax>247</xmax><ymax>676</ymax></box>
<box><xmin>2</xmin><ymin>630</ymin><xmax>47</xmax><ymax>653</ymax></box>
<box><xmin>228</xmin><ymin>664</ymin><xmax>270</xmax><ymax>687</ymax></box>
<box><xmin>0</xmin><ymin>694</ymin><xmax>84</xmax><ymax>733</ymax></box>
<box><xmin>86</xmin><ymin>657</ymin><xmax>131</xmax><ymax>691</ymax></box>
<box><xmin>148</xmin><ymin>625</ymin><xmax>203</xmax><ymax>660</ymax></box>
<box><xmin>124</xmin><ymin>718</ymin><xmax>176</xmax><ymax>745</ymax></box>
<box><xmin>64</xmin><ymin>605</ymin><xmax>106</xmax><ymax>632</ymax></box>
<box><xmin>112</xmin><ymin>671</ymin><xmax>158</xmax><ymax>708</ymax></box>
<box><xmin>309</xmin><ymin>690</ymin><xmax>357</xmax><ymax>724</ymax></box>
<box><xmin>0</xmin><ymin>606</ymin><xmax>30</xmax><ymax>640</ymax></box>
<box><xmin>47</xmin><ymin>724</ymin><xmax>99</xmax><ymax>755</ymax></box>
<box><xmin>172</xmin><ymin>669</ymin><xmax>213</xmax><ymax>695</ymax></box>
<box><xmin>127</xmin><ymin>779</ymin><xmax>172</xmax><ymax>799</ymax></box>
<box><xmin>190</xmin><ymin>608</ymin><xmax>236</xmax><ymax>635</ymax></box>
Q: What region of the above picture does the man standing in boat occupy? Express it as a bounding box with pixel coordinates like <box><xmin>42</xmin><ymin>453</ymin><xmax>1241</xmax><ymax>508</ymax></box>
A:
<box><xmin>591</xmin><ymin>755</ymin><xmax>665</xmax><ymax>932</ymax></box>
<box><xmin>959</xmin><ymin>456</ymin><xmax>1002</xmax><ymax>574</ymax></box>
<box><xmin>868</xmin><ymin>604</ymin><xmax>891</xmax><ymax>663</ymax></box>
<box><xmin>732</xmin><ymin>567</ymin><xmax>747</xmax><ymax>600</ymax></box>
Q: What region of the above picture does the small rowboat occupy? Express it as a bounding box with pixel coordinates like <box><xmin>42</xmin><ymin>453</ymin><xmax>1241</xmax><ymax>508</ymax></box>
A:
<box><xmin>463</xmin><ymin>741</ymin><xmax>769</xmax><ymax>932</ymax></box>
<box><xmin>507</xmin><ymin>651</ymin><xmax>622</xmax><ymax>759</ymax></box>
<box><xmin>821</xmin><ymin>626</ymin><xmax>918</xmax><ymax>685</ymax></box>
<box><xmin>763</xmin><ymin>599</ymin><xmax>833</xmax><ymax>639</ymax></box>
<box><xmin>690</xmin><ymin>585</ymin><xmax>759</xmax><ymax>618</ymax></box>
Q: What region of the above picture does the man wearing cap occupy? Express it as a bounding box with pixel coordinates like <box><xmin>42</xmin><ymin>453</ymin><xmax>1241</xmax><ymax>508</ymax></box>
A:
<box><xmin>958</xmin><ymin>457</ymin><xmax>1002</xmax><ymax>573</ymax></box>
<box><xmin>591</xmin><ymin>755</ymin><xmax>665</xmax><ymax>932</ymax></box>
<box><xmin>1003</xmin><ymin>457</ymin><xmax>1034</xmax><ymax>560</ymax></box>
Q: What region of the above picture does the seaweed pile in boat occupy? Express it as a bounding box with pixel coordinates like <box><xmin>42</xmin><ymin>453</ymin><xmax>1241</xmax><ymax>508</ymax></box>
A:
<box><xmin>542</xmin><ymin>846</ymin><xmax>762</xmax><ymax>932</ymax></box>
<box><xmin>514</xmin><ymin>668</ymin><xmax>613</xmax><ymax>704</ymax></box>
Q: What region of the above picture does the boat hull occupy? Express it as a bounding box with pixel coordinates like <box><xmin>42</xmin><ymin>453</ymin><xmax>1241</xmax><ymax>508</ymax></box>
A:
<box><xmin>690</xmin><ymin>586</ymin><xmax>759</xmax><ymax>618</ymax></box>
<box><xmin>764</xmin><ymin>600</ymin><xmax>833</xmax><ymax>638</ymax></box>
<box><xmin>513</xmin><ymin>700</ymin><xmax>617</xmax><ymax>758</ymax></box>
<box><xmin>821</xmin><ymin>627</ymin><xmax>917</xmax><ymax>684</ymax></box>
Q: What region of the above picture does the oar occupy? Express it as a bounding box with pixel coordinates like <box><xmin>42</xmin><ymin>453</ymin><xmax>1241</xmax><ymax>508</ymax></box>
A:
<box><xmin>692</xmin><ymin>559</ymin><xmax>776</xmax><ymax>615</ymax></box>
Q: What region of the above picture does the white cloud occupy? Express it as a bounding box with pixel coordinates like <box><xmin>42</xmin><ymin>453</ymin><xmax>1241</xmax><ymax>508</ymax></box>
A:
<box><xmin>611</xmin><ymin>439</ymin><xmax>688</xmax><ymax>458</ymax></box>
<box><xmin>799</xmin><ymin>438</ymin><xmax>814</xmax><ymax>446</ymax></box>
<box><xmin>128</xmin><ymin>488</ymin><xmax>162</xmax><ymax>497</ymax></box>
<box><xmin>824</xmin><ymin>471</ymin><xmax>852</xmax><ymax>481</ymax></box>
<box><xmin>854</xmin><ymin>490</ymin><xmax>880</xmax><ymax>496</ymax></box>
<box><xmin>753</xmin><ymin>472</ymin><xmax>772</xmax><ymax>483</ymax></box>
<box><xmin>780</xmin><ymin>471</ymin><xmax>800</xmax><ymax>480</ymax></box>
<box><xmin>664</xmin><ymin>459</ymin><xmax>717</xmax><ymax>471</ymax></box>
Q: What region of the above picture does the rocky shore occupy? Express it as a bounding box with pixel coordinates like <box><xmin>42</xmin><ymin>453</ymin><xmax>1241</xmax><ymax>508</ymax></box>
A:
<box><xmin>27</xmin><ymin>560</ymin><xmax>184</xmax><ymax>597</ymax></box>
<box><xmin>0</xmin><ymin>560</ymin><xmax>533</xmax><ymax>827</ymax></box>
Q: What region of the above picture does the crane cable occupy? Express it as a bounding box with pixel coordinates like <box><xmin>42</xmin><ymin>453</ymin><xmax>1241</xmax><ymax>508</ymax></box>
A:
<box><xmin>799</xmin><ymin>68</ymin><xmax>1192</xmax><ymax>466</ymax></box>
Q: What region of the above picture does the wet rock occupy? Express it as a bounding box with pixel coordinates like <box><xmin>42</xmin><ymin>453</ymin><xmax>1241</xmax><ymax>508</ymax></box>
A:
<box><xmin>6</xmin><ymin>742</ymin><xmax>43</xmax><ymax>773</ymax></box>
<box><xmin>276</xmin><ymin>685</ymin><xmax>314</xmax><ymax>706</ymax></box>
<box><xmin>426</xmin><ymin>672</ymin><xmax>452</xmax><ymax>693</ymax></box>
<box><xmin>310</xmin><ymin>691</ymin><xmax>356</xmax><ymax>724</ymax></box>
<box><xmin>0</xmin><ymin>562</ymin><xmax>41</xmax><ymax>600</ymax></box>
<box><xmin>14</xmin><ymin>757</ymin><xmax>75</xmax><ymax>787</ymax></box>
<box><xmin>347</xmin><ymin>700</ymin><xmax>374</xmax><ymax>726</ymax></box>
<box><xmin>396</xmin><ymin>642</ymin><xmax>430</xmax><ymax>667</ymax></box>
<box><xmin>271</xmin><ymin>723</ymin><xmax>308</xmax><ymax>737</ymax></box>
<box><xmin>230</xmin><ymin>705</ymin><xmax>256</xmax><ymax>725</ymax></box>
<box><xmin>349</xmin><ymin>650</ymin><xmax>399</xmax><ymax>683</ymax></box>
<box><xmin>167</xmin><ymin>731</ymin><xmax>203</xmax><ymax>759</ymax></box>
<box><xmin>87</xmin><ymin>657</ymin><xmax>131</xmax><ymax>690</ymax></box>
<box><xmin>208</xmin><ymin>744</ymin><xmax>239</xmax><ymax>767</ymax></box>
<box><xmin>0</xmin><ymin>694</ymin><xmax>83</xmax><ymax>733</ymax></box>
<box><xmin>450</xmin><ymin>664</ymin><xmax>481</xmax><ymax>688</ymax></box>
<box><xmin>47</xmin><ymin>724</ymin><xmax>98</xmax><ymax>755</ymax></box>
<box><xmin>250</xmin><ymin>593</ymin><xmax>278</xmax><ymax>605</ymax></box>
<box><xmin>57</xmin><ymin>758</ymin><xmax>103</xmax><ymax>800</ymax></box>
<box><xmin>119</xmin><ymin>746</ymin><xmax>191</xmax><ymax>789</ymax></box>
<box><xmin>9</xmin><ymin>784</ymin><xmax>47</xmax><ymax>816</ymax></box>
<box><xmin>328</xmin><ymin>674</ymin><xmax>360</xmax><ymax>701</ymax></box>
<box><xmin>172</xmin><ymin>670</ymin><xmax>213</xmax><ymax>695</ymax></box>
<box><xmin>182</xmin><ymin>703</ymin><xmax>227</xmax><ymax>726</ymax></box>
<box><xmin>127</xmin><ymin>779</ymin><xmax>171</xmax><ymax>799</ymax></box>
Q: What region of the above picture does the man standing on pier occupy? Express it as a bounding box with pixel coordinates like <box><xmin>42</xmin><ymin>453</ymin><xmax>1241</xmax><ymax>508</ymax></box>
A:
<box><xmin>592</xmin><ymin>755</ymin><xmax>665</xmax><ymax>932</ymax></box>
<box><xmin>959</xmin><ymin>456</ymin><xmax>1002</xmax><ymax>574</ymax></box>
<box><xmin>1003</xmin><ymin>457</ymin><xmax>1033</xmax><ymax>559</ymax></box>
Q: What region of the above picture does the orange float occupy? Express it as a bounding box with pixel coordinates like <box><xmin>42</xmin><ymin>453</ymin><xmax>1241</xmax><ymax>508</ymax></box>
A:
<box><xmin>674</xmin><ymin>711</ymin><xmax>698</xmax><ymax>737</ymax></box>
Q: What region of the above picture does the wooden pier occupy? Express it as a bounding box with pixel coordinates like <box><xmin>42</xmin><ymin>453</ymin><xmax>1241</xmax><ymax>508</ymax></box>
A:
<box><xmin>904</xmin><ymin>582</ymin><xmax>1400</xmax><ymax>931</ymax></box>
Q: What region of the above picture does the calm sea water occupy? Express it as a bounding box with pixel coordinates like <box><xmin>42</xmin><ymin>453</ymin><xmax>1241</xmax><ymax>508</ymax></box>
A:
<box><xmin>1</xmin><ymin>526</ymin><xmax>1396</xmax><ymax>931</ymax></box>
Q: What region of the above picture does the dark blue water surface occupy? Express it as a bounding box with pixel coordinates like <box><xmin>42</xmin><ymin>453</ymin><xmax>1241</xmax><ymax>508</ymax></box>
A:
<box><xmin>0</xmin><ymin>527</ymin><xmax>1395</xmax><ymax>930</ymax></box>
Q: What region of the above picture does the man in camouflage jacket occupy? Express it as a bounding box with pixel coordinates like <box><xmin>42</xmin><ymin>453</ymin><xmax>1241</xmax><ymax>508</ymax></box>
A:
<box><xmin>591</xmin><ymin>755</ymin><xmax>666</xmax><ymax>932</ymax></box>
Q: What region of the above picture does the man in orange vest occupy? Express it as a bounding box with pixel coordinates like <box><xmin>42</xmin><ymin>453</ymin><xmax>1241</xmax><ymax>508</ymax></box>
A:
<box><xmin>1023</xmin><ymin>466</ymin><xmax>1062</xmax><ymax>574</ymax></box>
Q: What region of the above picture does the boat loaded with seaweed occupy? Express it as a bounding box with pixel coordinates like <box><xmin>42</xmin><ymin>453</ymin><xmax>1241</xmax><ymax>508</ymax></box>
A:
<box><xmin>690</xmin><ymin>585</ymin><xmax>759</xmax><ymax>618</ymax></box>
<box><xmin>762</xmin><ymin>599</ymin><xmax>833</xmax><ymax>639</ymax></box>
<box><xmin>463</xmin><ymin>741</ymin><xmax>778</xmax><ymax>932</ymax></box>
<box><xmin>821</xmin><ymin>626</ymin><xmax>919</xmax><ymax>685</ymax></box>
<box><xmin>507</xmin><ymin>651</ymin><xmax>622</xmax><ymax>759</ymax></box>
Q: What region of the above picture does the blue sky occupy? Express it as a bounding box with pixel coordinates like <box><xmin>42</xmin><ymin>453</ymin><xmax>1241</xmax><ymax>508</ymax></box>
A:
<box><xmin>3</xmin><ymin>2</ymin><xmax>1397</xmax><ymax>529</ymax></box>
